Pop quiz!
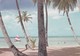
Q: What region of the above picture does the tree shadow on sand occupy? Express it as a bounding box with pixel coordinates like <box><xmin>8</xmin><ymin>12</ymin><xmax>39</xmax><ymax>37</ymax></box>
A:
<box><xmin>26</xmin><ymin>47</ymin><xmax>80</xmax><ymax>56</ymax></box>
<box><xmin>48</xmin><ymin>47</ymin><xmax>80</xmax><ymax>56</ymax></box>
<box><xmin>1</xmin><ymin>47</ymin><xmax>80</xmax><ymax>56</ymax></box>
<box><xmin>0</xmin><ymin>48</ymin><xmax>11</xmax><ymax>54</ymax></box>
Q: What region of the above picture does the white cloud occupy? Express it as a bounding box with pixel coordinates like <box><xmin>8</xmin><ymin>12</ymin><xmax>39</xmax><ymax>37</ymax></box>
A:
<box><xmin>2</xmin><ymin>11</ymin><xmax>20</xmax><ymax>28</ymax></box>
<box><xmin>46</xmin><ymin>7</ymin><xmax>79</xmax><ymax>20</ymax></box>
<box><xmin>48</xmin><ymin>8</ymin><xmax>59</xmax><ymax>16</ymax></box>
<box><xmin>47</xmin><ymin>8</ymin><xmax>63</xmax><ymax>20</ymax></box>
<box><xmin>31</xmin><ymin>12</ymin><xmax>37</xmax><ymax>18</ymax></box>
<box><xmin>0</xmin><ymin>6</ymin><xmax>80</xmax><ymax>36</ymax></box>
<box><xmin>28</xmin><ymin>11</ymin><xmax>37</xmax><ymax>24</ymax></box>
<box><xmin>2</xmin><ymin>7</ymin><xmax>79</xmax><ymax>25</ymax></box>
<box><xmin>69</xmin><ymin>7</ymin><xmax>79</xmax><ymax>14</ymax></box>
<box><xmin>52</xmin><ymin>16</ymin><xmax>62</xmax><ymax>20</ymax></box>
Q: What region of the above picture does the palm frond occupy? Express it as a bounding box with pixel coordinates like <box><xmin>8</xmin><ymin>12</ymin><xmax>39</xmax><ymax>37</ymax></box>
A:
<box><xmin>52</xmin><ymin>0</ymin><xmax>60</xmax><ymax>8</ymax></box>
<box><xmin>16</xmin><ymin>11</ymin><xmax>32</xmax><ymax>23</ymax></box>
<box><xmin>32</xmin><ymin>0</ymin><xmax>37</xmax><ymax>5</ymax></box>
<box><xmin>16</xmin><ymin>16</ymin><xmax>20</xmax><ymax>19</ymax></box>
<box><xmin>28</xmin><ymin>17</ymin><xmax>32</xmax><ymax>19</ymax></box>
<box><xmin>17</xmin><ymin>20</ymin><xmax>20</xmax><ymax>23</ymax></box>
<box><xmin>46</xmin><ymin>0</ymin><xmax>51</xmax><ymax>6</ymax></box>
<box><xmin>28</xmin><ymin>14</ymin><xmax>31</xmax><ymax>16</ymax></box>
<box><xmin>51</xmin><ymin>0</ymin><xmax>77</xmax><ymax>14</ymax></box>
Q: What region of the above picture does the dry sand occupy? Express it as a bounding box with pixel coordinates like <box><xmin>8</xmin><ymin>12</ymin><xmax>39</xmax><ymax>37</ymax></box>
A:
<box><xmin>0</xmin><ymin>46</ymin><xmax>80</xmax><ymax>56</ymax></box>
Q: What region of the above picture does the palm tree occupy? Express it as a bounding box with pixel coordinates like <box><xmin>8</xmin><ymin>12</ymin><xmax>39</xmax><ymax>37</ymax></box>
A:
<box><xmin>32</xmin><ymin>0</ymin><xmax>51</xmax><ymax>46</ymax></box>
<box><xmin>17</xmin><ymin>11</ymin><xmax>32</xmax><ymax>35</ymax></box>
<box><xmin>51</xmin><ymin>0</ymin><xmax>80</xmax><ymax>44</ymax></box>
<box><xmin>44</xmin><ymin>0</ymin><xmax>51</xmax><ymax>46</ymax></box>
<box><xmin>0</xmin><ymin>12</ymin><xmax>27</xmax><ymax>56</ymax></box>
<box><xmin>15</xmin><ymin>0</ymin><xmax>29</xmax><ymax>48</ymax></box>
<box><xmin>17</xmin><ymin>11</ymin><xmax>32</xmax><ymax>23</ymax></box>
<box><xmin>38</xmin><ymin>0</ymin><xmax>47</xmax><ymax>56</ymax></box>
<box><xmin>16</xmin><ymin>11</ymin><xmax>32</xmax><ymax>34</ymax></box>
<box><xmin>16</xmin><ymin>11</ymin><xmax>35</xmax><ymax>49</ymax></box>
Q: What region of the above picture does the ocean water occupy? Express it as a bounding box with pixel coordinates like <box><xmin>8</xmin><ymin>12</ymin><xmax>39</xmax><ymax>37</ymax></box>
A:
<box><xmin>0</xmin><ymin>36</ymin><xmax>80</xmax><ymax>48</ymax></box>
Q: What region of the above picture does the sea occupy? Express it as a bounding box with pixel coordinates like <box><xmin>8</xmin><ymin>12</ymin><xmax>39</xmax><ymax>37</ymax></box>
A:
<box><xmin>0</xmin><ymin>36</ymin><xmax>80</xmax><ymax>48</ymax></box>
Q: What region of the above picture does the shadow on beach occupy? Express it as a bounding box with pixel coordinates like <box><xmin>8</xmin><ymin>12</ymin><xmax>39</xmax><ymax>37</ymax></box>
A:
<box><xmin>0</xmin><ymin>47</ymin><xmax>80</xmax><ymax>56</ymax></box>
<box><xmin>0</xmin><ymin>48</ymin><xmax>11</xmax><ymax>54</ymax></box>
<box><xmin>27</xmin><ymin>46</ymin><xmax>80</xmax><ymax>56</ymax></box>
<box><xmin>47</xmin><ymin>46</ymin><xmax>80</xmax><ymax>56</ymax></box>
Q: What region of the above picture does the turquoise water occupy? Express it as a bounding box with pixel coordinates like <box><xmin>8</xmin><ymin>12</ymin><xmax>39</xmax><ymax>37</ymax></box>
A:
<box><xmin>0</xmin><ymin>36</ymin><xmax>80</xmax><ymax>48</ymax></box>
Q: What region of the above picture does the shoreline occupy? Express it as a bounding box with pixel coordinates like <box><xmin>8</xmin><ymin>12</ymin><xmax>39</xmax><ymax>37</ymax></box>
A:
<box><xmin>0</xmin><ymin>46</ymin><xmax>80</xmax><ymax>56</ymax></box>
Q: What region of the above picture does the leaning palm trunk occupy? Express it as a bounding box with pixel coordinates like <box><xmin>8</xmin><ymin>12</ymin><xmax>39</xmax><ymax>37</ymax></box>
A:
<box><xmin>15</xmin><ymin>0</ymin><xmax>29</xmax><ymax>46</ymax></box>
<box><xmin>0</xmin><ymin>12</ymin><xmax>27</xmax><ymax>56</ymax></box>
<box><xmin>38</xmin><ymin>0</ymin><xmax>47</xmax><ymax>56</ymax></box>
<box><xmin>45</xmin><ymin>0</ymin><xmax>48</xmax><ymax>46</ymax></box>
<box><xmin>66</xmin><ymin>11</ymin><xmax>80</xmax><ymax>45</ymax></box>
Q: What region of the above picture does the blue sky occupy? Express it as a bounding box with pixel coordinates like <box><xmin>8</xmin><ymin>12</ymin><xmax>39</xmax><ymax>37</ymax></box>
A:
<box><xmin>0</xmin><ymin>0</ymin><xmax>80</xmax><ymax>37</ymax></box>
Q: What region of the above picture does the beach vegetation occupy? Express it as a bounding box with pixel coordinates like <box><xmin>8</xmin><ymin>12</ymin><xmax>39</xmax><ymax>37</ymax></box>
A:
<box><xmin>29</xmin><ymin>38</ymin><xmax>36</xmax><ymax>48</ymax></box>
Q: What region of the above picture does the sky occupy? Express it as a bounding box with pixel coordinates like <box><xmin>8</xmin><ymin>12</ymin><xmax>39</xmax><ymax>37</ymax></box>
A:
<box><xmin>0</xmin><ymin>0</ymin><xmax>80</xmax><ymax>37</ymax></box>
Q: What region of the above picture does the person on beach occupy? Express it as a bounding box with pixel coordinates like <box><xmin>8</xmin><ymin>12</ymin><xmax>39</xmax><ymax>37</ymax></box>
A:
<box><xmin>14</xmin><ymin>35</ymin><xmax>21</xmax><ymax>42</ymax></box>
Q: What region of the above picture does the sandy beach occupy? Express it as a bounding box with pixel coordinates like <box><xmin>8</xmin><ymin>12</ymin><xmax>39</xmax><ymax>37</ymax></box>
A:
<box><xmin>0</xmin><ymin>46</ymin><xmax>80</xmax><ymax>56</ymax></box>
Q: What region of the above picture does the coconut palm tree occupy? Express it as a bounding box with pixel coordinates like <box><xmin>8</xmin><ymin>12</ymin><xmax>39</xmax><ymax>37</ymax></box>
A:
<box><xmin>38</xmin><ymin>0</ymin><xmax>47</xmax><ymax>56</ymax></box>
<box><xmin>32</xmin><ymin>0</ymin><xmax>51</xmax><ymax>46</ymax></box>
<box><xmin>16</xmin><ymin>11</ymin><xmax>32</xmax><ymax>34</ymax></box>
<box><xmin>16</xmin><ymin>11</ymin><xmax>32</xmax><ymax>23</ymax></box>
<box><xmin>16</xmin><ymin>11</ymin><xmax>32</xmax><ymax>35</ymax></box>
<box><xmin>15</xmin><ymin>0</ymin><xmax>29</xmax><ymax>48</ymax></box>
<box><xmin>44</xmin><ymin>0</ymin><xmax>51</xmax><ymax>46</ymax></box>
<box><xmin>0</xmin><ymin>12</ymin><xmax>27</xmax><ymax>56</ymax></box>
<box><xmin>16</xmin><ymin>11</ymin><xmax>36</xmax><ymax>49</ymax></box>
<box><xmin>51</xmin><ymin>0</ymin><xmax>80</xmax><ymax>44</ymax></box>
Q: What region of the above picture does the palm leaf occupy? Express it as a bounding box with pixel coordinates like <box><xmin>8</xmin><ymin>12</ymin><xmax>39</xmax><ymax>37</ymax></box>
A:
<box><xmin>28</xmin><ymin>14</ymin><xmax>31</xmax><ymax>16</ymax></box>
<box><xmin>16</xmin><ymin>11</ymin><xmax>32</xmax><ymax>23</ymax></box>
<box><xmin>52</xmin><ymin>0</ymin><xmax>77</xmax><ymax>14</ymax></box>
<box><xmin>16</xmin><ymin>16</ymin><xmax>20</xmax><ymax>19</ymax></box>
<box><xmin>32</xmin><ymin>0</ymin><xmax>37</xmax><ymax>5</ymax></box>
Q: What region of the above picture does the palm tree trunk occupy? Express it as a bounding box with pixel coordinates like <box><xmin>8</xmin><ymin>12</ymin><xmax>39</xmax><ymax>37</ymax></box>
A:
<box><xmin>0</xmin><ymin>12</ymin><xmax>27</xmax><ymax>56</ymax></box>
<box><xmin>38</xmin><ymin>0</ymin><xmax>47</xmax><ymax>56</ymax></box>
<box><xmin>66</xmin><ymin>11</ymin><xmax>80</xmax><ymax>45</ymax></box>
<box><xmin>24</xmin><ymin>22</ymin><xmax>29</xmax><ymax>36</ymax></box>
<box><xmin>45</xmin><ymin>0</ymin><xmax>48</xmax><ymax>46</ymax></box>
<box><xmin>15</xmin><ymin>0</ymin><xmax>29</xmax><ymax>47</ymax></box>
